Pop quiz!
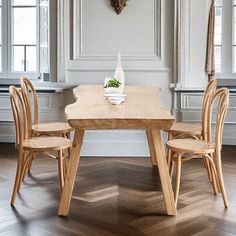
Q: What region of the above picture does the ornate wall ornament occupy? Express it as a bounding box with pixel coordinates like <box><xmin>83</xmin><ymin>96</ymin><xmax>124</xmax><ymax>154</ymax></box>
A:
<box><xmin>110</xmin><ymin>0</ymin><xmax>128</xmax><ymax>15</ymax></box>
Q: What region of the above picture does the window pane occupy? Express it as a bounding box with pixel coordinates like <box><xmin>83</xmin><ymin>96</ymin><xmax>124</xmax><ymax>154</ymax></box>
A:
<box><xmin>0</xmin><ymin>47</ymin><xmax>2</xmax><ymax>72</ymax></box>
<box><xmin>26</xmin><ymin>46</ymin><xmax>36</xmax><ymax>71</ymax></box>
<box><xmin>13</xmin><ymin>46</ymin><xmax>24</xmax><ymax>71</ymax></box>
<box><xmin>215</xmin><ymin>7</ymin><xmax>222</xmax><ymax>45</ymax></box>
<box><xmin>216</xmin><ymin>0</ymin><xmax>222</xmax><ymax>6</ymax></box>
<box><xmin>234</xmin><ymin>7</ymin><xmax>236</xmax><ymax>44</ymax></box>
<box><xmin>40</xmin><ymin>0</ymin><xmax>49</xmax><ymax>73</ymax></box>
<box><xmin>40</xmin><ymin>46</ymin><xmax>48</xmax><ymax>72</ymax></box>
<box><xmin>233</xmin><ymin>47</ymin><xmax>236</xmax><ymax>72</ymax></box>
<box><xmin>215</xmin><ymin>46</ymin><xmax>222</xmax><ymax>73</ymax></box>
<box><xmin>0</xmin><ymin>4</ymin><xmax>1</xmax><ymax>72</ymax></box>
<box><xmin>0</xmin><ymin>7</ymin><xmax>1</xmax><ymax>45</ymax></box>
<box><xmin>12</xmin><ymin>7</ymin><xmax>36</xmax><ymax>44</ymax></box>
<box><xmin>12</xmin><ymin>0</ymin><xmax>36</xmax><ymax>6</ymax></box>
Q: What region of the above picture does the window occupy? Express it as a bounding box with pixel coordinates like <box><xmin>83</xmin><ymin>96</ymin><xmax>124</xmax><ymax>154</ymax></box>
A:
<box><xmin>214</xmin><ymin>0</ymin><xmax>222</xmax><ymax>73</ymax></box>
<box><xmin>0</xmin><ymin>0</ymin><xmax>49</xmax><ymax>80</ymax></box>
<box><xmin>214</xmin><ymin>0</ymin><xmax>236</xmax><ymax>78</ymax></box>
<box><xmin>233</xmin><ymin>0</ymin><xmax>236</xmax><ymax>72</ymax></box>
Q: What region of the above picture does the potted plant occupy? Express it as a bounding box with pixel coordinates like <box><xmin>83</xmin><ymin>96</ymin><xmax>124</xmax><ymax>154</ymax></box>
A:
<box><xmin>104</xmin><ymin>78</ymin><xmax>122</xmax><ymax>94</ymax></box>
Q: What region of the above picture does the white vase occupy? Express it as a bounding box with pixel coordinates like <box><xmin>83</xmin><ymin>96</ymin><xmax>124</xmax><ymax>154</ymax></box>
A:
<box><xmin>114</xmin><ymin>53</ymin><xmax>125</xmax><ymax>93</ymax></box>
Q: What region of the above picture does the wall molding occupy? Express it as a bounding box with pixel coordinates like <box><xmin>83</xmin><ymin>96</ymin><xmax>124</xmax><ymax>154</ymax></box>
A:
<box><xmin>70</xmin><ymin>0</ymin><xmax>163</xmax><ymax>71</ymax></box>
<box><xmin>2</xmin><ymin>126</ymin><xmax>235</xmax><ymax>155</ymax></box>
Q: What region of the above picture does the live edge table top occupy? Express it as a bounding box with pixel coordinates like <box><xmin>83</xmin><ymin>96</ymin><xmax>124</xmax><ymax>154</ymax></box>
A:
<box><xmin>65</xmin><ymin>85</ymin><xmax>175</xmax><ymax>130</ymax></box>
<box><xmin>59</xmin><ymin>85</ymin><xmax>177</xmax><ymax>216</ymax></box>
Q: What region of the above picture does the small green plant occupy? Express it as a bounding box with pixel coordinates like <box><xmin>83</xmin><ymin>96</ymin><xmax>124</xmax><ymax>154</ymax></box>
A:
<box><xmin>104</xmin><ymin>78</ymin><xmax>121</xmax><ymax>88</ymax></box>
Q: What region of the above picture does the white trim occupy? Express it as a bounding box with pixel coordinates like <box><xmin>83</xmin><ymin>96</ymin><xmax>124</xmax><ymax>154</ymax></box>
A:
<box><xmin>215</xmin><ymin>0</ymin><xmax>235</xmax><ymax>80</ymax></box>
<box><xmin>70</xmin><ymin>0</ymin><xmax>163</xmax><ymax>71</ymax></box>
<box><xmin>0</xmin><ymin>0</ymin><xmax>46</xmax><ymax>80</ymax></box>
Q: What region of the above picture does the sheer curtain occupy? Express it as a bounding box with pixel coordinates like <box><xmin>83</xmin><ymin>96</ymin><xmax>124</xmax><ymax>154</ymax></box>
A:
<box><xmin>205</xmin><ymin>0</ymin><xmax>216</xmax><ymax>81</ymax></box>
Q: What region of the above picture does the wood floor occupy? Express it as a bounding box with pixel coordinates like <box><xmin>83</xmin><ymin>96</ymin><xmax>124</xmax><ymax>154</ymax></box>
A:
<box><xmin>0</xmin><ymin>143</ymin><xmax>236</xmax><ymax>236</ymax></box>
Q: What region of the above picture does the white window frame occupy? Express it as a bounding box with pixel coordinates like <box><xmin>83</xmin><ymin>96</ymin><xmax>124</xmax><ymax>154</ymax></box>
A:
<box><xmin>216</xmin><ymin>0</ymin><xmax>236</xmax><ymax>79</ymax></box>
<box><xmin>0</xmin><ymin>0</ymin><xmax>45</xmax><ymax>82</ymax></box>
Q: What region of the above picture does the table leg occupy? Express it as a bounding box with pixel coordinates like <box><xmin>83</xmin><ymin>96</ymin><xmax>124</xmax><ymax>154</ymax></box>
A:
<box><xmin>146</xmin><ymin>130</ymin><xmax>157</xmax><ymax>166</ymax></box>
<box><xmin>151</xmin><ymin>129</ymin><xmax>177</xmax><ymax>216</ymax></box>
<box><xmin>58</xmin><ymin>129</ymin><xmax>84</xmax><ymax>216</ymax></box>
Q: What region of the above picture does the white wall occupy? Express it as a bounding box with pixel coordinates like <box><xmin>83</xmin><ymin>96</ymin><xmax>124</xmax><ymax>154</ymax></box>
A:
<box><xmin>61</xmin><ymin>0</ymin><xmax>175</xmax><ymax>156</ymax></box>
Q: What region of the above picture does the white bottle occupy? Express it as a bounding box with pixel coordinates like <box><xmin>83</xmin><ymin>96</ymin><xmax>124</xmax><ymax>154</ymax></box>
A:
<box><xmin>114</xmin><ymin>52</ymin><xmax>125</xmax><ymax>93</ymax></box>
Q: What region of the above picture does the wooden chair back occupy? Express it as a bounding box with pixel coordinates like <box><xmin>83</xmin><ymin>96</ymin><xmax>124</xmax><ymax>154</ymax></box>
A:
<box><xmin>20</xmin><ymin>77</ymin><xmax>39</xmax><ymax>133</ymax></box>
<box><xmin>210</xmin><ymin>88</ymin><xmax>230</xmax><ymax>151</ymax></box>
<box><xmin>9</xmin><ymin>86</ymin><xmax>30</xmax><ymax>149</ymax></box>
<box><xmin>201</xmin><ymin>79</ymin><xmax>217</xmax><ymax>141</ymax></box>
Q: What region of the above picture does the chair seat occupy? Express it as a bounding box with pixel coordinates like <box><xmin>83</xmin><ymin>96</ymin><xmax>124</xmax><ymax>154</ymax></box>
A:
<box><xmin>32</xmin><ymin>122</ymin><xmax>72</xmax><ymax>134</ymax></box>
<box><xmin>167</xmin><ymin>138</ymin><xmax>215</xmax><ymax>154</ymax></box>
<box><xmin>23</xmin><ymin>136</ymin><xmax>72</xmax><ymax>151</ymax></box>
<box><xmin>167</xmin><ymin>122</ymin><xmax>202</xmax><ymax>135</ymax></box>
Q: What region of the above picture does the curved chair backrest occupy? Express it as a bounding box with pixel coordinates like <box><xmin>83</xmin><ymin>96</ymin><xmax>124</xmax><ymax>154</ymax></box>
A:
<box><xmin>201</xmin><ymin>79</ymin><xmax>217</xmax><ymax>141</ymax></box>
<box><xmin>209</xmin><ymin>88</ymin><xmax>230</xmax><ymax>151</ymax></box>
<box><xmin>20</xmin><ymin>77</ymin><xmax>39</xmax><ymax>133</ymax></box>
<box><xmin>9</xmin><ymin>86</ymin><xmax>29</xmax><ymax>149</ymax></box>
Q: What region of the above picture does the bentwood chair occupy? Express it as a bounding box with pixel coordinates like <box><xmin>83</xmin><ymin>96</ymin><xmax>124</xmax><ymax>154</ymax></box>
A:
<box><xmin>167</xmin><ymin>88</ymin><xmax>229</xmax><ymax>208</ymax></box>
<box><xmin>166</xmin><ymin>79</ymin><xmax>217</xmax><ymax>179</ymax></box>
<box><xmin>9</xmin><ymin>86</ymin><xmax>72</xmax><ymax>205</ymax></box>
<box><xmin>20</xmin><ymin>77</ymin><xmax>72</xmax><ymax>171</ymax></box>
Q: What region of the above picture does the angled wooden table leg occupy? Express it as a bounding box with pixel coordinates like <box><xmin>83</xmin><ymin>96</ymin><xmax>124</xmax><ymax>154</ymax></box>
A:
<box><xmin>151</xmin><ymin>129</ymin><xmax>177</xmax><ymax>216</ymax></box>
<box><xmin>58</xmin><ymin>129</ymin><xmax>84</xmax><ymax>216</ymax></box>
<box><xmin>146</xmin><ymin>130</ymin><xmax>157</xmax><ymax>166</ymax></box>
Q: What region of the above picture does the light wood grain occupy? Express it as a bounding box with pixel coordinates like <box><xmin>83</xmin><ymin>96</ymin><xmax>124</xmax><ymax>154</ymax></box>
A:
<box><xmin>167</xmin><ymin>88</ymin><xmax>229</xmax><ymax>208</ymax></box>
<box><xmin>151</xmin><ymin>129</ymin><xmax>177</xmax><ymax>215</ymax></box>
<box><xmin>58</xmin><ymin>129</ymin><xmax>84</xmax><ymax>216</ymax></box>
<box><xmin>167</xmin><ymin>139</ymin><xmax>215</xmax><ymax>154</ymax></box>
<box><xmin>146</xmin><ymin>130</ymin><xmax>157</xmax><ymax>166</ymax></box>
<box><xmin>66</xmin><ymin>85</ymin><xmax>174</xmax><ymax>130</ymax></box>
<box><xmin>20</xmin><ymin>77</ymin><xmax>72</xmax><ymax>136</ymax></box>
<box><xmin>9</xmin><ymin>86</ymin><xmax>72</xmax><ymax>205</ymax></box>
<box><xmin>20</xmin><ymin>77</ymin><xmax>72</xmax><ymax>172</ymax></box>
<box><xmin>32</xmin><ymin>122</ymin><xmax>72</xmax><ymax>135</ymax></box>
<box><xmin>166</xmin><ymin>79</ymin><xmax>217</xmax><ymax>139</ymax></box>
<box><xmin>166</xmin><ymin>80</ymin><xmax>217</xmax><ymax>185</ymax></box>
<box><xmin>167</xmin><ymin>122</ymin><xmax>202</xmax><ymax>136</ymax></box>
<box><xmin>59</xmin><ymin>85</ymin><xmax>176</xmax><ymax>216</ymax></box>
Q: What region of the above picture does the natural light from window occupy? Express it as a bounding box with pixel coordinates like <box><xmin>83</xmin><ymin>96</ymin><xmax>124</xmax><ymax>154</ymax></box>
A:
<box><xmin>215</xmin><ymin>0</ymin><xmax>222</xmax><ymax>73</ymax></box>
<box><xmin>0</xmin><ymin>0</ymin><xmax>49</xmax><ymax>79</ymax></box>
<box><xmin>12</xmin><ymin>0</ymin><xmax>37</xmax><ymax>72</ymax></box>
<box><xmin>233</xmin><ymin>0</ymin><xmax>236</xmax><ymax>72</ymax></box>
<box><xmin>0</xmin><ymin>0</ymin><xmax>2</xmax><ymax>72</ymax></box>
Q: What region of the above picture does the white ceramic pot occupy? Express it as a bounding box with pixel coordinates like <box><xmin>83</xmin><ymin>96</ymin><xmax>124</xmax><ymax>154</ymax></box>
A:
<box><xmin>104</xmin><ymin>87</ymin><xmax>122</xmax><ymax>94</ymax></box>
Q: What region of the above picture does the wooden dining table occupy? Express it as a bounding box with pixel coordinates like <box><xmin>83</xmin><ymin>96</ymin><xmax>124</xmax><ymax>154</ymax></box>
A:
<box><xmin>58</xmin><ymin>85</ymin><xmax>177</xmax><ymax>216</ymax></box>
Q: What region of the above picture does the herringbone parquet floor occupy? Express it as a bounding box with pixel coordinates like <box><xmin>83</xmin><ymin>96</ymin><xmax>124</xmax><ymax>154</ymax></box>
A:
<box><xmin>0</xmin><ymin>143</ymin><xmax>236</xmax><ymax>236</ymax></box>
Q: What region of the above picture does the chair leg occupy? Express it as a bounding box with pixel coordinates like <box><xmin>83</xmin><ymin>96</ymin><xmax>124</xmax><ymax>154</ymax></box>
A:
<box><xmin>169</xmin><ymin>152</ymin><xmax>175</xmax><ymax>182</ymax></box>
<box><xmin>175</xmin><ymin>153</ymin><xmax>182</xmax><ymax>207</ymax></box>
<box><xmin>27</xmin><ymin>152</ymin><xmax>35</xmax><ymax>173</ymax></box>
<box><xmin>210</xmin><ymin>164</ymin><xmax>219</xmax><ymax>194</ymax></box>
<box><xmin>203</xmin><ymin>154</ymin><xmax>219</xmax><ymax>194</ymax></box>
<box><xmin>66</xmin><ymin>132</ymin><xmax>71</xmax><ymax>157</ymax></box>
<box><xmin>203</xmin><ymin>153</ymin><xmax>228</xmax><ymax>208</ymax></box>
<box><xmin>215</xmin><ymin>152</ymin><xmax>228</xmax><ymax>208</ymax></box>
<box><xmin>204</xmin><ymin>158</ymin><xmax>213</xmax><ymax>182</ymax></box>
<box><xmin>63</xmin><ymin>155</ymin><xmax>68</xmax><ymax>180</ymax></box>
<box><xmin>11</xmin><ymin>150</ymin><xmax>24</xmax><ymax>205</ymax></box>
<box><xmin>66</xmin><ymin>132</ymin><xmax>71</xmax><ymax>140</ymax></box>
<box><xmin>167</xmin><ymin>133</ymin><xmax>172</xmax><ymax>167</ymax></box>
<box><xmin>58</xmin><ymin>149</ymin><xmax>65</xmax><ymax>190</ymax></box>
<box><xmin>17</xmin><ymin>151</ymin><xmax>32</xmax><ymax>192</ymax></box>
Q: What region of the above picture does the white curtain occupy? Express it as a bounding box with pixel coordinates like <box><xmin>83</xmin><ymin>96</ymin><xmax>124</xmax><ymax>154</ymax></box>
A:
<box><xmin>205</xmin><ymin>0</ymin><xmax>216</xmax><ymax>81</ymax></box>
